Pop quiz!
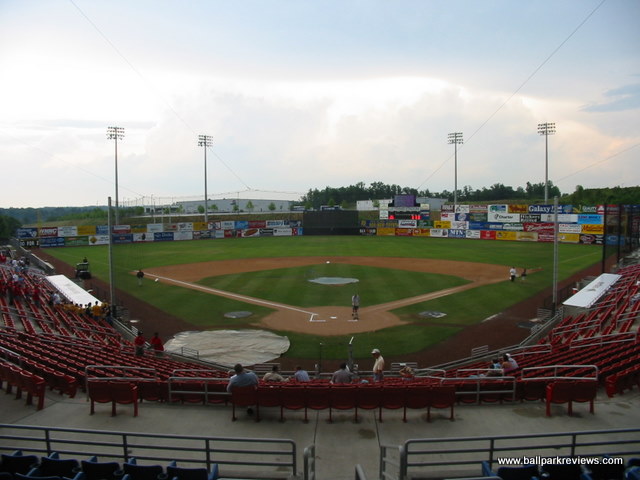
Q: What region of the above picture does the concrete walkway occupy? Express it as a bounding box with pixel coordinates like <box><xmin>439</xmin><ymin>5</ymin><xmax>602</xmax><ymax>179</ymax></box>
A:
<box><xmin>1</xmin><ymin>384</ymin><xmax>639</xmax><ymax>479</ymax></box>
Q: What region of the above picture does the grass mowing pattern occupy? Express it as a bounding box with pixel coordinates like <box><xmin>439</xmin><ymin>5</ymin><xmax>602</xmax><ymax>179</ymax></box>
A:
<box><xmin>198</xmin><ymin>263</ymin><xmax>469</xmax><ymax>308</ymax></box>
<box><xmin>44</xmin><ymin>236</ymin><xmax>603</xmax><ymax>360</ymax></box>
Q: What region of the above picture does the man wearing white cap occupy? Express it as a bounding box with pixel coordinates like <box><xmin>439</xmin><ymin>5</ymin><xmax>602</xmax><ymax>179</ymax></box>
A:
<box><xmin>371</xmin><ymin>348</ymin><xmax>385</xmax><ymax>382</ymax></box>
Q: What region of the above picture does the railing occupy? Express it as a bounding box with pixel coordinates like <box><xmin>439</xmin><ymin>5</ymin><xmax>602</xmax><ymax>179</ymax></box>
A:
<box><xmin>441</xmin><ymin>375</ymin><xmax>517</xmax><ymax>403</ymax></box>
<box><xmin>0</xmin><ymin>424</ymin><xmax>300</xmax><ymax>480</ymax></box>
<box><xmin>303</xmin><ymin>445</ymin><xmax>316</xmax><ymax>480</ymax></box>
<box><xmin>381</xmin><ymin>428</ymin><xmax>640</xmax><ymax>480</ymax></box>
<box><xmin>167</xmin><ymin>376</ymin><xmax>230</xmax><ymax>403</ymax></box>
<box><xmin>520</xmin><ymin>364</ymin><xmax>598</xmax><ymax>381</ymax></box>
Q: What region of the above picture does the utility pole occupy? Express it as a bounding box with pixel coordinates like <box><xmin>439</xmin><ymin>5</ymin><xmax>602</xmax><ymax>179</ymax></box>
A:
<box><xmin>447</xmin><ymin>132</ymin><xmax>463</xmax><ymax>211</ymax></box>
<box><xmin>198</xmin><ymin>135</ymin><xmax>213</xmax><ymax>224</ymax></box>
<box><xmin>107</xmin><ymin>126</ymin><xmax>125</xmax><ymax>225</ymax></box>
<box><xmin>537</xmin><ymin>122</ymin><xmax>555</xmax><ymax>203</ymax></box>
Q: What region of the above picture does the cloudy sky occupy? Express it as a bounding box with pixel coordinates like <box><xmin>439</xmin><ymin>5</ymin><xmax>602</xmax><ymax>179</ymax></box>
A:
<box><xmin>1</xmin><ymin>0</ymin><xmax>638</xmax><ymax>208</ymax></box>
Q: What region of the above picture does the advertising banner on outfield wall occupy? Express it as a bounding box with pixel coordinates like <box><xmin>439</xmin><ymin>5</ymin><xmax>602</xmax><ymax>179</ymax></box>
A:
<box><xmin>469</xmin><ymin>204</ymin><xmax>488</xmax><ymax>213</ymax></box>
<box><xmin>581</xmin><ymin>224</ymin><xmax>604</xmax><ymax>234</ymax></box>
<box><xmin>17</xmin><ymin>228</ymin><xmax>38</xmax><ymax>238</ymax></box>
<box><xmin>519</xmin><ymin>214</ymin><xmax>541</xmax><ymax>223</ymax></box>
<box><xmin>559</xmin><ymin>223</ymin><xmax>582</xmax><ymax>234</ymax></box>
<box><xmin>193</xmin><ymin>222</ymin><xmax>208</xmax><ymax>231</ymax></box>
<box><xmin>64</xmin><ymin>236</ymin><xmax>88</xmax><ymax>246</ymax></box>
<box><xmin>538</xmin><ymin>232</ymin><xmax>555</xmax><ymax>242</ymax></box>
<box><xmin>147</xmin><ymin>224</ymin><xmax>164</xmax><ymax>233</ymax></box>
<box><xmin>359</xmin><ymin>228</ymin><xmax>377</xmax><ymax>236</ymax></box>
<box><xmin>40</xmin><ymin>237</ymin><xmax>65</xmax><ymax>247</ymax></box>
<box><xmin>441</xmin><ymin>204</ymin><xmax>454</xmax><ymax>212</ymax></box>
<box><xmin>96</xmin><ymin>225</ymin><xmax>109</xmax><ymax>235</ymax></box>
<box><xmin>558</xmin><ymin>233</ymin><xmax>580</xmax><ymax>243</ymax></box>
<box><xmin>440</xmin><ymin>212</ymin><xmax>455</xmax><ymax>221</ymax></box>
<box><xmin>515</xmin><ymin>231</ymin><xmax>538</xmax><ymax>242</ymax></box>
<box><xmin>395</xmin><ymin>228</ymin><xmax>414</xmax><ymax>236</ymax></box>
<box><xmin>58</xmin><ymin>226</ymin><xmax>78</xmax><ymax>237</ymax></box>
<box><xmin>495</xmin><ymin>231</ymin><xmax>517</xmax><ymax>241</ymax></box>
<box><xmin>454</xmin><ymin>204</ymin><xmax>469</xmax><ymax>214</ymax></box>
<box><xmin>434</xmin><ymin>220</ymin><xmax>451</xmax><ymax>229</ymax></box>
<box><xmin>448</xmin><ymin>229</ymin><xmax>466</xmax><ymax>238</ymax></box>
<box><xmin>77</xmin><ymin>225</ymin><xmax>96</xmax><ymax>236</ymax></box>
<box><xmin>430</xmin><ymin>228</ymin><xmax>449</xmax><ymax>237</ymax></box>
<box><xmin>154</xmin><ymin>232</ymin><xmax>174</xmax><ymax>242</ymax></box>
<box><xmin>577</xmin><ymin>214</ymin><xmax>603</xmax><ymax>224</ymax></box>
<box><xmin>451</xmin><ymin>220</ymin><xmax>469</xmax><ymax>230</ymax></box>
<box><xmin>214</xmin><ymin>230</ymin><xmax>225</xmax><ymax>239</ymax></box>
<box><xmin>467</xmin><ymin>212</ymin><xmax>488</xmax><ymax>222</ymax></box>
<box><xmin>488</xmin><ymin>204</ymin><xmax>508</xmax><ymax>213</ymax></box>
<box><xmin>133</xmin><ymin>233</ymin><xmax>152</xmax><ymax>242</ymax></box>
<box><xmin>266</xmin><ymin>220</ymin><xmax>286</xmax><ymax>227</ymax></box>
<box><xmin>579</xmin><ymin>234</ymin><xmax>603</xmax><ymax>245</ymax></box>
<box><xmin>398</xmin><ymin>219</ymin><xmax>418</xmax><ymax>228</ymax></box>
<box><xmin>173</xmin><ymin>230</ymin><xmax>193</xmax><ymax>240</ymax></box>
<box><xmin>112</xmin><ymin>234</ymin><xmax>133</xmax><ymax>244</ymax></box>
<box><xmin>249</xmin><ymin>220</ymin><xmax>266</xmax><ymax>229</ymax></box>
<box><xmin>523</xmin><ymin>222</ymin><xmax>554</xmax><ymax>233</ymax></box>
<box><xmin>242</xmin><ymin>228</ymin><xmax>261</xmax><ymax>238</ymax></box>
<box><xmin>481</xmin><ymin>230</ymin><xmax>496</xmax><ymax>240</ymax></box>
<box><xmin>508</xmin><ymin>204</ymin><xmax>528</xmax><ymax>213</ymax></box>
<box><xmin>235</xmin><ymin>221</ymin><xmax>249</xmax><ymax>230</ymax></box>
<box><xmin>39</xmin><ymin>227</ymin><xmax>58</xmax><ymax>237</ymax></box>
<box><xmin>376</xmin><ymin>227</ymin><xmax>396</xmax><ymax>236</ymax></box>
<box><xmin>487</xmin><ymin>212</ymin><xmax>520</xmax><ymax>223</ymax></box>
<box><xmin>130</xmin><ymin>225</ymin><xmax>147</xmax><ymax>234</ymax></box>
<box><xmin>465</xmin><ymin>230</ymin><xmax>481</xmax><ymax>239</ymax></box>
<box><xmin>273</xmin><ymin>227</ymin><xmax>293</xmax><ymax>236</ymax></box>
<box><xmin>89</xmin><ymin>235</ymin><xmax>109</xmax><ymax>245</ymax></box>
<box><xmin>113</xmin><ymin>225</ymin><xmax>131</xmax><ymax>234</ymax></box>
<box><xmin>416</xmin><ymin>229</ymin><xmax>431</xmax><ymax>237</ymax></box>
<box><xmin>503</xmin><ymin>223</ymin><xmax>524</xmax><ymax>231</ymax></box>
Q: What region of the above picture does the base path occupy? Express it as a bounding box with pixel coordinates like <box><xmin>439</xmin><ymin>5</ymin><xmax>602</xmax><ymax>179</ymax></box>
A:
<box><xmin>146</xmin><ymin>256</ymin><xmax>509</xmax><ymax>336</ymax></box>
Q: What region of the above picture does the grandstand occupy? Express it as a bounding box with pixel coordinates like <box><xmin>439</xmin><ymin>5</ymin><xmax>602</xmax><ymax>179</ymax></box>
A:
<box><xmin>1</xmin><ymin>249</ymin><xmax>640</xmax><ymax>479</ymax></box>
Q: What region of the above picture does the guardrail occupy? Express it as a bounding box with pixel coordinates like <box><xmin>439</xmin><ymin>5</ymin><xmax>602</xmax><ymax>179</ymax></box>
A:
<box><xmin>0</xmin><ymin>424</ymin><xmax>301</xmax><ymax>480</ymax></box>
<box><xmin>381</xmin><ymin>428</ymin><xmax>640</xmax><ymax>480</ymax></box>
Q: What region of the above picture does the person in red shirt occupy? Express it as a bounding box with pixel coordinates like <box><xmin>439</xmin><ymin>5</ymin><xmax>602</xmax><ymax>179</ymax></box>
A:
<box><xmin>134</xmin><ymin>332</ymin><xmax>146</xmax><ymax>356</ymax></box>
<box><xmin>149</xmin><ymin>332</ymin><xmax>164</xmax><ymax>357</ymax></box>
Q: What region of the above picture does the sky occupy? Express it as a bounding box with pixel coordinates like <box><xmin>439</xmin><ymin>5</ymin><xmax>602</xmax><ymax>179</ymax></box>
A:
<box><xmin>1</xmin><ymin>0</ymin><xmax>639</xmax><ymax>208</ymax></box>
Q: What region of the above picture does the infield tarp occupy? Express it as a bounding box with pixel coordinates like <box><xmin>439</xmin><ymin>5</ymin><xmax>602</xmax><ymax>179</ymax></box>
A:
<box><xmin>47</xmin><ymin>274</ymin><xmax>101</xmax><ymax>306</ymax></box>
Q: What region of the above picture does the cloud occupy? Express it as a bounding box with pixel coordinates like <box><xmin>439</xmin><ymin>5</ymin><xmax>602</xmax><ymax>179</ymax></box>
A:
<box><xmin>582</xmin><ymin>83</ymin><xmax>640</xmax><ymax>112</ymax></box>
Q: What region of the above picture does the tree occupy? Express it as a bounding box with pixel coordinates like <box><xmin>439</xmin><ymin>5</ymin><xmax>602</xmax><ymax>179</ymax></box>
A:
<box><xmin>245</xmin><ymin>200</ymin><xmax>254</xmax><ymax>212</ymax></box>
<box><xmin>268</xmin><ymin>202</ymin><xmax>276</xmax><ymax>212</ymax></box>
<box><xmin>0</xmin><ymin>214</ymin><xmax>21</xmax><ymax>240</ymax></box>
<box><xmin>197</xmin><ymin>205</ymin><xmax>205</xmax><ymax>214</ymax></box>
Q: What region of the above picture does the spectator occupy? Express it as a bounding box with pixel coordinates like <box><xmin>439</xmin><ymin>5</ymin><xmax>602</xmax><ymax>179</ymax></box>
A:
<box><xmin>227</xmin><ymin>363</ymin><xmax>259</xmax><ymax>415</ymax></box>
<box><xmin>293</xmin><ymin>365</ymin><xmax>310</xmax><ymax>382</ymax></box>
<box><xmin>501</xmin><ymin>354</ymin><xmax>518</xmax><ymax>374</ymax></box>
<box><xmin>330</xmin><ymin>363</ymin><xmax>353</xmax><ymax>384</ymax></box>
<box><xmin>134</xmin><ymin>331</ymin><xmax>146</xmax><ymax>356</ymax></box>
<box><xmin>371</xmin><ymin>348</ymin><xmax>385</xmax><ymax>382</ymax></box>
<box><xmin>263</xmin><ymin>365</ymin><xmax>286</xmax><ymax>382</ymax></box>
<box><xmin>149</xmin><ymin>332</ymin><xmax>164</xmax><ymax>357</ymax></box>
<box><xmin>398</xmin><ymin>364</ymin><xmax>414</xmax><ymax>379</ymax></box>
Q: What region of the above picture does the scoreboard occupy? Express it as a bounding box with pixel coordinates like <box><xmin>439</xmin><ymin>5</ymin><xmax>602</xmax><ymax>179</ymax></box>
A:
<box><xmin>381</xmin><ymin>194</ymin><xmax>430</xmax><ymax>221</ymax></box>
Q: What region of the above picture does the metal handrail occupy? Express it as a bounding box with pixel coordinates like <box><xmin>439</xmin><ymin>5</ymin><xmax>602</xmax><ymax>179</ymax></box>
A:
<box><xmin>0</xmin><ymin>424</ymin><xmax>299</xmax><ymax>479</ymax></box>
<box><xmin>387</xmin><ymin>428</ymin><xmax>640</xmax><ymax>480</ymax></box>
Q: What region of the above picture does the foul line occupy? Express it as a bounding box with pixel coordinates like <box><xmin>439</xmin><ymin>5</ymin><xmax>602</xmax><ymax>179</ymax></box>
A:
<box><xmin>149</xmin><ymin>275</ymin><xmax>319</xmax><ymax>317</ymax></box>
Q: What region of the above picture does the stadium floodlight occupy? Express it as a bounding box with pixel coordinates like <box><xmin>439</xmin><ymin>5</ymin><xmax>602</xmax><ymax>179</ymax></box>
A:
<box><xmin>447</xmin><ymin>132</ymin><xmax>463</xmax><ymax>211</ymax></box>
<box><xmin>537</xmin><ymin>122</ymin><xmax>556</xmax><ymax>204</ymax></box>
<box><xmin>106</xmin><ymin>126</ymin><xmax>125</xmax><ymax>225</ymax></box>
<box><xmin>198</xmin><ymin>135</ymin><xmax>213</xmax><ymax>223</ymax></box>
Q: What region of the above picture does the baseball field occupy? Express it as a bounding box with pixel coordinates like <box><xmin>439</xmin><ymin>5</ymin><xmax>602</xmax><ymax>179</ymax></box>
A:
<box><xmin>43</xmin><ymin>235</ymin><xmax>602</xmax><ymax>362</ymax></box>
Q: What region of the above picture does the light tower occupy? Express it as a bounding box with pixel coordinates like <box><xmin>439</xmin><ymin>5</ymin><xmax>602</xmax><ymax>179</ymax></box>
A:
<box><xmin>537</xmin><ymin>122</ymin><xmax>556</xmax><ymax>203</ymax></box>
<box><xmin>447</xmin><ymin>132</ymin><xmax>463</xmax><ymax>211</ymax></box>
<box><xmin>198</xmin><ymin>135</ymin><xmax>213</xmax><ymax>223</ymax></box>
<box><xmin>106</xmin><ymin>126</ymin><xmax>125</xmax><ymax>225</ymax></box>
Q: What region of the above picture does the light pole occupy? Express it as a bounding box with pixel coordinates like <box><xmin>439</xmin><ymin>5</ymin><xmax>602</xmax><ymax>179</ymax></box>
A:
<box><xmin>537</xmin><ymin>122</ymin><xmax>555</xmax><ymax>204</ymax></box>
<box><xmin>198</xmin><ymin>135</ymin><xmax>213</xmax><ymax>224</ymax></box>
<box><xmin>447</xmin><ymin>132</ymin><xmax>463</xmax><ymax>211</ymax></box>
<box><xmin>107</xmin><ymin>126</ymin><xmax>125</xmax><ymax>225</ymax></box>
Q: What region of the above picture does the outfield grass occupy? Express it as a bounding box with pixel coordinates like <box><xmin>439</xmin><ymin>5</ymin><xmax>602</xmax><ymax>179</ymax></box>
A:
<box><xmin>44</xmin><ymin>236</ymin><xmax>603</xmax><ymax>360</ymax></box>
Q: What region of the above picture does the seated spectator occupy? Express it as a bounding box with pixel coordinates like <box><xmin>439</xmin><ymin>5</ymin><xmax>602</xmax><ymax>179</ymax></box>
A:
<box><xmin>263</xmin><ymin>365</ymin><xmax>286</xmax><ymax>382</ymax></box>
<box><xmin>330</xmin><ymin>363</ymin><xmax>354</xmax><ymax>384</ymax></box>
<box><xmin>227</xmin><ymin>364</ymin><xmax>259</xmax><ymax>392</ymax></box>
<box><xmin>398</xmin><ymin>364</ymin><xmax>414</xmax><ymax>379</ymax></box>
<box><xmin>486</xmin><ymin>358</ymin><xmax>503</xmax><ymax>377</ymax></box>
<box><xmin>501</xmin><ymin>354</ymin><xmax>518</xmax><ymax>374</ymax></box>
<box><xmin>293</xmin><ymin>365</ymin><xmax>310</xmax><ymax>382</ymax></box>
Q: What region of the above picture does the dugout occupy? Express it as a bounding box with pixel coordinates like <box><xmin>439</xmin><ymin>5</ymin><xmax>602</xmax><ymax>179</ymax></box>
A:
<box><xmin>303</xmin><ymin>210</ymin><xmax>359</xmax><ymax>235</ymax></box>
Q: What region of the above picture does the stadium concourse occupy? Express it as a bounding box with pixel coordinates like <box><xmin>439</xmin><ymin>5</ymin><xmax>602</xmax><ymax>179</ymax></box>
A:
<box><xmin>2</xmin><ymin>255</ymin><xmax>640</xmax><ymax>479</ymax></box>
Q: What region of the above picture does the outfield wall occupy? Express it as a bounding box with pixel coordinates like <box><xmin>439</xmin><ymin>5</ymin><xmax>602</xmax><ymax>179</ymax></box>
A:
<box><xmin>14</xmin><ymin>203</ymin><xmax>639</xmax><ymax>249</ymax></box>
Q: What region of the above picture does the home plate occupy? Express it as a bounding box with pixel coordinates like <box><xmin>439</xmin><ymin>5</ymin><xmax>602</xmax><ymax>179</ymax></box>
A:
<box><xmin>330</xmin><ymin>316</ymin><xmax>337</xmax><ymax>319</ymax></box>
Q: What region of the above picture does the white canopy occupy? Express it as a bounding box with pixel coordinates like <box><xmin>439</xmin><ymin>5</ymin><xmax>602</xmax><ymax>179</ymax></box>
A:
<box><xmin>46</xmin><ymin>274</ymin><xmax>101</xmax><ymax>306</ymax></box>
<box><xmin>563</xmin><ymin>273</ymin><xmax>621</xmax><ymax>309</ymax></box>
